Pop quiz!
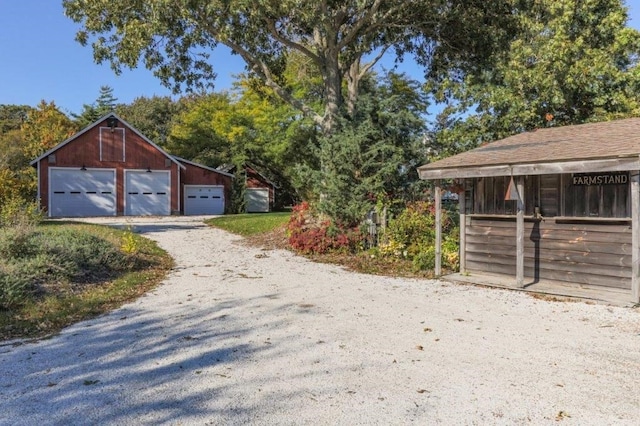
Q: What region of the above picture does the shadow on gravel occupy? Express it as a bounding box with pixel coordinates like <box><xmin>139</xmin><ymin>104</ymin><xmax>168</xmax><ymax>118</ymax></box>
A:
<box><xmin>0</xmin><ymin>292</ymin><xmax>360</xmax><ymax>425</ymax></box>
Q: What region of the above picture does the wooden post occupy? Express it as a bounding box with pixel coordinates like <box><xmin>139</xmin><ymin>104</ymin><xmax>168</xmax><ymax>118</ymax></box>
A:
<box><xmin>435</xmin><ymin>180</ymin><xmax>442</xmax><ymax>277</ymax></box>
<box><xmin>631</xmin><ymin>172</ymin><xmax>640</xmax><ymax>303</ymax></box>
<box><xmin>458</xmin><ymin>186</ymin><xmax>466</xmax><ymax>274</ymax></box>
<box><xmin>516</xmin><ymin>176</ymin><xmax>525</xmax><ymax>287</ymax></box>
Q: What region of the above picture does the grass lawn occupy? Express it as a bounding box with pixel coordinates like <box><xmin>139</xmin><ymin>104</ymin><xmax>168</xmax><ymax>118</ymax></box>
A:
<box><xmin>0</xmin><ymin>222</ymin><xmax>172</xmax><ymax>341</ymax></box>
<box><xmin>205</xmin><ymin>212</ymin><xmax>291</xmax><ymax>236</ymax></box>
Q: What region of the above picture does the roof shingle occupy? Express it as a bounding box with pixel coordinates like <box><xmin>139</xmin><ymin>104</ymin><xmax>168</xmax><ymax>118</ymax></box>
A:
<box><xmin>419</xmin><ymin>117</ymin><xmax>640</xmax><ymax>172</ymax></box>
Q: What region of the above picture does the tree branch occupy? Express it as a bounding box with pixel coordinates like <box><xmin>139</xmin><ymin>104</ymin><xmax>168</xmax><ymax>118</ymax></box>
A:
<box><xmin>220</xmin><ymin>38</ymin><xmax>324</xmax><ymax>127</ymax></box>
<box><xmin>265</xmin><ymin>18</ymin><xmax>322</xmax><ymax>66</ymax></box>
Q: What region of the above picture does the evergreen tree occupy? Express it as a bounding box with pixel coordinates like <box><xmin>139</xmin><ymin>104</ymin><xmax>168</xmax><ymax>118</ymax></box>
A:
<box><xmin>72</xmin><ymin>85</ymin><xmax>118</xmax><ymax>128</ymax></box>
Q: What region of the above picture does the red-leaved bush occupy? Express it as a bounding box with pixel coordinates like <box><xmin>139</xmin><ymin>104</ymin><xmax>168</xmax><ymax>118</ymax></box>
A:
<box><xmin>287</xmin><ymin>202</ymin><xmax>363</xmax><ymax>254</ymax></box>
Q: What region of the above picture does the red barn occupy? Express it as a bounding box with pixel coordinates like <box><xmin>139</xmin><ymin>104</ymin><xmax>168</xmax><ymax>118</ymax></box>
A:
<box><xmin>30</xmin><ymin>113</ymin><xmax>233</xmax><ymax>217</ymax></box>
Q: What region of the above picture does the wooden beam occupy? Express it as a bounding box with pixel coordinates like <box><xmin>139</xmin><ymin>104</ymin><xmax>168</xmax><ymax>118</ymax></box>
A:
<box><xmin>435</xmin><ymin>180</ymin><xmax>442</xmax><ymax>277</ymax></box>
<box><xmin>516</xmin><ymin>177</ymin><xmax>525</xmax><ymax>287</ymax></box>
<box><xmin>632</xmin><ymin>172</ymin><xmax>640</xmax><ymax>303</ymax></box>
<box><xmin>458</xmin><ymin>185</ymin><xmax>466</xmax><ymax>274</ymax></box>
<box><xmin>418</xmin><ymin>157</ymin><xmax>640</xmax><ymax>180</ymax></box>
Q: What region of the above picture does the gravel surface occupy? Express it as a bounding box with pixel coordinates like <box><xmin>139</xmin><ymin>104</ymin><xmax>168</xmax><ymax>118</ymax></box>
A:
<box><xmin>1</xmin><ymin>217</ymin><xmax>639</xmax><ymax>425</ymax></box>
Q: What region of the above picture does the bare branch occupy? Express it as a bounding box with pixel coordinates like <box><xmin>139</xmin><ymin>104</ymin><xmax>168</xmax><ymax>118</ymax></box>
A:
<box><xmin>359</xmin><ymin>45</ymin><xmax>390</xmax><ymax>78</ymax></box>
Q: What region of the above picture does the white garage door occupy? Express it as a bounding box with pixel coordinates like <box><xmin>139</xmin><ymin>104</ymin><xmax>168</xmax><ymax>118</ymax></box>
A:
<box><xmin>245</xmin><ymin>188</ymin><xmax>270</xmax><ymax>213</ymax></box>
<box><xmin>184</xmin><ymin>186</ymin><xmax>225</xmax><ymax>215</ymax></box>
<box><xmin>49</xmin><ymin>168</ymin><xmax>116</xmax><ymax>217</ymax></box>
<box><xmin>125</xmin><ymin>170</ymin><xmax>170</xmax><ymax>216</ymax></box>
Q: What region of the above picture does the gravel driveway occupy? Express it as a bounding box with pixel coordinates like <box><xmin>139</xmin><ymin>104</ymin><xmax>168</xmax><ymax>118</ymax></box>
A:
<box><xmin>1</xmin><ymin>217</ymin><xmax>639</xmax><ymax>425</ymax></box>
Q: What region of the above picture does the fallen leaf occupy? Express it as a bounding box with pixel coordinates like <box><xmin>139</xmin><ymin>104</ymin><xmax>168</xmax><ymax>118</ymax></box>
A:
<box><xmin>416</xmin><ymin>345</ymin><xmax>424</xmax><ymax>351</ymax></box>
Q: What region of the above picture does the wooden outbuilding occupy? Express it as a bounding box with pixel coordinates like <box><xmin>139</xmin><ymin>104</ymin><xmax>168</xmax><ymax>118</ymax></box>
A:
<box><xmin>31</xmin><ymin>113</ymin><xmax>233</xmax><ymax>217</ymax></box>
<box><xmin>217</xmin><ymin>164</ymin><xmax>276</xmax><ymax>212</ymax></box>
<box><xmin>418</xmin><ymin>118</ymin><xmax>640</xmax><ymax>305</ymax></box>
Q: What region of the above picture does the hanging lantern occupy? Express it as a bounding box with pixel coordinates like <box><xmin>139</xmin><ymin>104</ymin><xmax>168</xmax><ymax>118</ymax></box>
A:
<box><xmin>505</xmin><ymin>176</ymin><xmax>519</xmax><ymax>201</ymax></box>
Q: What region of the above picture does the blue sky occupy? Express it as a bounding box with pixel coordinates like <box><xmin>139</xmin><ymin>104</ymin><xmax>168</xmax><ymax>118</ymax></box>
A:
<box><xmin>1</xmin><ymin>1</ymin><xmax>640</xmax><ymax>117</ymax></box>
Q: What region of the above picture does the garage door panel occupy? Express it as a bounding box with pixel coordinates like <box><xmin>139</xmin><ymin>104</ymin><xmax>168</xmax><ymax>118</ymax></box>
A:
<box><xmin>49</xmin><ymin>169</ymin><xmax>116</xmax><ymax>217</ymax></box>
<box><xmin>184</xmin><ymin>186</ymin><xmax>224</xmax><ymax>215</ymax></box>
<box><xmin>125</xmin><ymin>171</ymin><xmax>170</xmax><ymax>216</ymax></box>
<box><xmin>245</xmin><ymin>188</ymin><xmax>269</xmax><ymax>213</ymax></box>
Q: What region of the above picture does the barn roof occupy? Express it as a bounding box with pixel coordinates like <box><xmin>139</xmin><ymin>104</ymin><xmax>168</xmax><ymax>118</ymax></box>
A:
<box><xmin>30</xmin><ymin>112</ymin><xmax>185</xmax><ymax>169</ymax></box>
<box><xmin>418</xmin><ymin>117</ymin><xmax>640</xmax><ymax>179</ymax></box>
<box><xmin>173</xmin><ymin>156</ymin><xmax>235</xmax><ymax>178</ymax></box>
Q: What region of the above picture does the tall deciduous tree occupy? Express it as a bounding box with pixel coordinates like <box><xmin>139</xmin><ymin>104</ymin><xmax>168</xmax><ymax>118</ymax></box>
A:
<box><xmin>116</xmin><ymin>95</ymin><xmax>183</xmax><ymax>146</ymax></box>
<box><xmin>0</xmin><ymin>101</ymin><xmax>76</xmax><ymax>205</ymax></box>
<box><xmin>430</xmin><ymin>0</ymin><xmax>640</xmax><ymax>157</ymax></box>
<box><xmin>63</xmin><ymin>0</ymin><xmax>519</xmax><ymax>135</ymax></box>
<box><xmin>21</xmin><ymin>101</ymin><xmax>78</xmax><ymax>160</ymax></box>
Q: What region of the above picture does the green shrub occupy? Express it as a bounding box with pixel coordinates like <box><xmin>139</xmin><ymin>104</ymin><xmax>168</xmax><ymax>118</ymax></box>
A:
<box><xmin>0</xmin><ymin>226</ymin><xmax>38</xmax><ymax>259</ymax></box>
<box><xmin>412</xmin><ymin>246</ymin><xmax>436</xmax><ymax>272</ymax></box>
<box><xmin>36</xmin><ymin>229</ymin><xmax>130</xmax><ymax>282</ymax></box>
<box><xmin>0</xmin><ymin>226</ymin><xmax>135</xmax><ymax>309</ymax></box>
<box><xmin>0</xmin><ymin>267</ymin><xmax>34</xmax><ymax>309</ymax></box>
<box><xmin>0</xmin><ymin>196</ymin><xmax>42</xmax><ymax>228</ymax></box>
<box><xmin>380</xmin><ymin>201</ymin><xmax>459</xmax><ymax>272</ymax></box>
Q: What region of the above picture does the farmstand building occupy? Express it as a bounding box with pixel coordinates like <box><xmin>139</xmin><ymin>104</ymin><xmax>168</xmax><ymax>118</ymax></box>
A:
<box><xmin>418</xmin><ymin>118</ymin><xmax>640</xmax><ymax>305</ymax></box>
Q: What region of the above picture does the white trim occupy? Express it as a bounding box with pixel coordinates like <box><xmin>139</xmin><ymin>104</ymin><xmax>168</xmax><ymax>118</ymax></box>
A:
<box><xmin>184</xmin><ymin>185</ymin><xmax>225</xmax><ymax>215</ymax></box>
<box><xmin>173</xmin><ymin>156</ymin><xmax>235</xmax><ymax>178</ymax></box>
<box><xmin>123</xmin><ymin>169</ymin><xmax>171</xmax><ymax>216</ymax></box>
<box><xmin>177</xmin><ymin>164</ymin><xmax>181</xmax><ymax>213</ymax></box>
<box><xmin>184</xmin><ymin>184</ymin><xmax>225</xmax><ymax>189</ymax></box>
<box><xmin>36</xmin><ymin>161</ymin><xmax>40</xmax><ymax>211</ymax></box>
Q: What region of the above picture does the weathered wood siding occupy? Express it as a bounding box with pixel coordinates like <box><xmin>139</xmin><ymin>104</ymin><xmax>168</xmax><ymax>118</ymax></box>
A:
<box><xmin>465</xmin><ymin>217</ymin><xmax>632</xmax><ymax>290</ymax></box>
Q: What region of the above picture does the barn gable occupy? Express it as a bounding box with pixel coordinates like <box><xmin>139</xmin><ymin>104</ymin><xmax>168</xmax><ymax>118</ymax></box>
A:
<box><xmin>31</xmin><ymin>113</ymin><xmax>184</xmax><ymax>217</ymax></box>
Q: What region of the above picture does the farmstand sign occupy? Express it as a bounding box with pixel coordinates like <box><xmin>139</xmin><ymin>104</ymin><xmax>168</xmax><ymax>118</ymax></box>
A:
<box><xmin>571</xmin><ymin>172</ymin><xmax>629</xmax><ymax>186</ymax></box>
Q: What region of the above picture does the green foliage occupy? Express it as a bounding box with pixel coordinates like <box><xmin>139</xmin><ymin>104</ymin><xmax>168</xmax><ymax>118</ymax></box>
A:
<box><xmin>116</xmin><ymin>95</ymin><xmax>184</xmax><ymax>146</ymax></box>
<box><xmin>0</xmin><ymin>226</ymin><xmax>133</xmax><ymax>309</ymax></box>
<box><xmin>63</xmin><ymin>0</ymin><xmax>517</xmax><ymax>134</ymax></box>
<box><xmin>72</xmin><ymin>85</ymin><xmax>118</xmax><ymax>128</ymax></box>
<box><xmin>379</xmin><ymin>201</ymin><xmax>459</xmax><ymax>272</ymax></box>
<box><xmin>0</xmin><ymin>101</ymin><xmax>75</xmax><ymax>209</ymax></box>
<box><xmin>311</xmin><ymin>72</ymin><xmax>428</xmax><ymax>227</ymax></box>
<box><xmin>21</xmin><ymin>101</ymin><xmax>77</xmax><ymax>159</ymax></box>
<box><xmin>0</xmin><ymin>104</ymin><xmax>32</xmax><ymax>134</ymax></box>
<box><xmin>0</xmin><ymin>223</ymin><xmax>172</xmax><ymax>340</ymax></box>
<box><xmin>430</xmin><ymin>0</ymin><xmax>640</xmax><ymax>157</ymax></box>
<box><xmin>0</xmin><ymin>196</ymin><xmax>43</xmax><ymax>228</ymax></box>
<box><xmin>64</xmin><ymin>0</ymin><xmax>521</xmax><ymax>222</ymax></box>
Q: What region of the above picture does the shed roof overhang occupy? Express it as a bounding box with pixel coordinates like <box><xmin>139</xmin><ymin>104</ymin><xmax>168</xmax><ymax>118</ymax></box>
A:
<box><xmin>418</xmin><ymin>156</ymin><xmax>640</xmax><ymax>180</ymax></box>
<box><xmin>418</xmin><ymin>117</ymin><xmax>640</xmax><ymax>180</ymax></box>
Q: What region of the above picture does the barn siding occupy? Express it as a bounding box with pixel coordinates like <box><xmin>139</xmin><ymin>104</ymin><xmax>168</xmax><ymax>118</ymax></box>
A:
<box><xmin>180</xmin><ymin>165</ymin><xmax>233</xmax><ymax>213</ymax></box>
<box><xmin>246</xmin><ymin>167</ymin><xmax>274</xmax><ymax>206</ymax></box>
<box><xmin>37</xmin><ymin>118</ymin><xmax>180</xmax><ymax>215</ymax></box>
<box><xmin>465</xmin><ymin>217</ymin><xmax>632</xmax><ymax>290</ymax></box>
